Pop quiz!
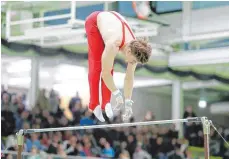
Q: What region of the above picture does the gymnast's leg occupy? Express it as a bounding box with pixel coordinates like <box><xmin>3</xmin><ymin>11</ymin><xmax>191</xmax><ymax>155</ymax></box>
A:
<box><xmin>101</xmin><ymin>69</ymin><xmax>114</xmax><ymax>119</ymax></box>
<box><xmin>85</xmin><ymin>11</ymin><xmax>105</xmax><ymax>122</ymax></box>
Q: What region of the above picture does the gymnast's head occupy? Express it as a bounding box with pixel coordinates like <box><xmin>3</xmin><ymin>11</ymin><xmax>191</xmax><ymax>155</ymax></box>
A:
<box><xmin>124</xmin><ymin>38</ymin><xmax>152</xmax><ymax>65</ymax></box>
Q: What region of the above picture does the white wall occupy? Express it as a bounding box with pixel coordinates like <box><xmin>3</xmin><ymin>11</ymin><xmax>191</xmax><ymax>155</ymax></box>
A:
<box><xmin>131</xmin><ymin>88</ymin><xmax>172</xmax><ymax>121</ymax></box>
<box><xmin>158</xmin><ymin>6</ymin><xmax>229</xmax><ymax>42</ymax></box>
<box><xmin>119</xmin><ymin>87</ymin><xmax>229</xmax><ymax>127</ymax></box>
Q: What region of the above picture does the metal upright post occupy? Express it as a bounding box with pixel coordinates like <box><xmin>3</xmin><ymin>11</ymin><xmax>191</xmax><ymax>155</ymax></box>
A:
<box><xmin>71</xmin><ymin>1</ymin><xmax>76</xmax><ymax>21</ymax></box>
<box><xmin>201</xmin><ymin>117</ymin><xmax>210</xmax><ymax>159</ymax></box>
<box><xmin>28</xmin><ymin>57</ymin><xmax>39</xmax><ymax>109</ymax></box>
<box><xmin>16</xmin><ymin>130</ymin><xmax>24</xmax><ymax>159</ymax></box>
<box><xmin>172</xmin><ymin>81</ymin><xmax>184</xmax><ymax>137</ymax></box>
<box><xmin>6</xmin><ymin>7</ymin><xmax>11</xmax><ymax>39</ymax></box>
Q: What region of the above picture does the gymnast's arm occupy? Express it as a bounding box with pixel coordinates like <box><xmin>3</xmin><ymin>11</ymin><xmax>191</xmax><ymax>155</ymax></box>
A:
<box><xmin>101</xmin><ymin>40</ymin><xmax>120</xmax><ymax>93</ymax></box>
<box><xmin>124</xmin><ymin>62</ymin><xmax>137</xmax><ymax>100</ymax></box>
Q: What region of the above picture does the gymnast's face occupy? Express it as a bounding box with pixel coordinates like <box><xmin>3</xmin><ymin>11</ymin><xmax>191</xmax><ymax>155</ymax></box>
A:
<box><xmin>125</xmin><ymin>47</ymin><xmax>137</xmax><ymax>65</ymax></box>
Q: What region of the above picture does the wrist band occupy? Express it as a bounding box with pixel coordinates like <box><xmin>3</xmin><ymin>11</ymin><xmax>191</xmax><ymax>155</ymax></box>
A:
<box><xmin>125</xmin><ymin>99</ymin><xmax>132</xmax><ymax>102</ymax></box>
<box><xmin>112</xmin><ymin>89</ymin><xmax>120</xmax><ymax>95</ymax></box>
<box><xmin>125</xmin><ymin>99</ymin><xmax>134</xmax><ymax>104</ymax></box>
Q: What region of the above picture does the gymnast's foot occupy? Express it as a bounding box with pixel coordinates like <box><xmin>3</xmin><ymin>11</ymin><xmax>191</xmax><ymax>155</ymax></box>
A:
<box><xmin>105</xmin><ymin>103</ymin><xmax>114</xmax><ymax>119</ymax></box>
<box><xmin>93</xmin><ymin>105</ymin><xmax>105</xmax><ymax>122</ymax></box>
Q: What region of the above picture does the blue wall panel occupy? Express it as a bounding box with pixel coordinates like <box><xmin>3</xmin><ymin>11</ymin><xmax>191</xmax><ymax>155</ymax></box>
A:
<box><xmin>44</xmin><ymin>4</ymin><xmax>104</xmax><ymax>25</ymax></box>
<box><xmin>44</xmin><ymin>1</ymin><xmax>229</xmax><ymax>25</ymax></box>
<box><xmin>75</xmin><ymin>4</ymin><xmax>104</xmax><ymax>20</ymax></box>
<box><xmin>156</xmin><ymin>1</ymin><xmax>229</xmax><ymax>13</ymax></box>
<box><xmin>44</xmin><ymin>8</ymin><xmax>70</xmax><ymax>25</ymax></box>
<box><xmin>156</xmin><ymin>1</ymin><xmax>182</xmax><ymax>13</ymax></box>
<box><xmin>118</xmin><ymin>1</ymin><xmax>136</xmax><ymax>17</ymax></box>
<box><xmin>192</xmin><ymin>1</ymin><xmax>229</xmax><ymax>10</ymax></box>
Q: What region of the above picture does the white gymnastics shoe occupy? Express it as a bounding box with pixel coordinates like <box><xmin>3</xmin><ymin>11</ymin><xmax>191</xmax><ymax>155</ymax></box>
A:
<box><xmin>93</xmin><ymin>105</ymin><xmax>105</xmax><ymax>122</ymax></box>
<box><xmin>105</xmin><ymin>103</ymin><xmax>114</xmax><ymax>119</ymax></box>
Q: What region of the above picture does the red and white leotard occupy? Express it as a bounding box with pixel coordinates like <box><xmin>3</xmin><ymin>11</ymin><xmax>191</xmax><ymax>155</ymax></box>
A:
<box><xmin>85</xmin><ymin>11</ymin><xmax>135</xmax><ymax>111</ymax></box>
<box><xmin>97</xmin><ymin>11</ymin><xmax>136</xmax><ymax>49</ymax></box>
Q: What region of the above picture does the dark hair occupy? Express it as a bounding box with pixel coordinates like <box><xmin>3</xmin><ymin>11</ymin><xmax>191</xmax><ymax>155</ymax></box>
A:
<box><xmin>129</xmin><ymin>38</ymin><xmax>152</xmax><ymax>64</ymax></box>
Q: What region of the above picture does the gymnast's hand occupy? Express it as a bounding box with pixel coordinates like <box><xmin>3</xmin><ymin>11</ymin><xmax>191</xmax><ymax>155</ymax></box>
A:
<box><xmin>122</xmin><ymin>99</ymin><xmax>134</xmax><ymax>122</ymax></box>
<box><xmin>112</xmin><ymin>89</ymin><xmax>124</xmax><ymax>112</ymax></box>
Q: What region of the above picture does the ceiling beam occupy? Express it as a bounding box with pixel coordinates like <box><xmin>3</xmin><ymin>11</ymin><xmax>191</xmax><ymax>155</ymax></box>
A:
<box><xmin>2</xmin><ymin>1</ymin><xmax>115</xmax><ymax>11</ymax></box>
<box><xmin>169</xmin><ymin>47</ymin><xmax>229</xmax><ymax>67</ymax></box>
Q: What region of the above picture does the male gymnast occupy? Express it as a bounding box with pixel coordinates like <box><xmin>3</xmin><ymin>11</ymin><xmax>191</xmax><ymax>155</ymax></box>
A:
<box><xmin>85</xmin><ymin>11</ymin><xmax>152</xmax><ymax>122</ymax></box>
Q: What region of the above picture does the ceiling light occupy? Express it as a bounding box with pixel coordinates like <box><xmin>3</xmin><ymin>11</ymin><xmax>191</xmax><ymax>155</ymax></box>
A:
<box><xmin>8</xmin><ymin>77</ymin><xmax>31</xmax><ymax>86</ymax></box>
<box><xmin>7</xmin><ymin>59</ymin><xmax>31</xmax><ymax>73</ymax></box>
<box><xmin>198</xmin><ymin>100</ymin><xmax>207</xmax><ymax>108</ymax></box>
<box><xmin>39</xmin><ymin>71</ymin><xmax>50</xmax><ymax>78</ymax></box>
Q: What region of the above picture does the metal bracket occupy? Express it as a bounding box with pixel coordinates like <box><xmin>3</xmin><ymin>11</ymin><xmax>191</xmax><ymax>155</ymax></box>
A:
<box><xmin>201</xmin><ymin>116</ymin><xmax>210</xmax><ymax>159</ymax></box>
<box><xmin>16</xmin><ymin>129</ymin><xmax>24</xmax><ymax>146</ymax></box>
<box><xmin>201</xmin><ymin>116</ymin><xmax>211</xmax><ymax>135</ymax></box>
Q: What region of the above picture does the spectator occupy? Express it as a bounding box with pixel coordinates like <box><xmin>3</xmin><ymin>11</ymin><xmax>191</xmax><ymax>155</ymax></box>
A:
<box><xmin>133</xmin><ymin>143</ymin><xmax>151</xmax><ymax>159</ymax></box>
<box><xmin>1</xmin><ymin>85</ymin><xmax>7</xmax><ymax>97</ymax></box>
<box><xmin>63</xmin><ymin>136</ymin><xmax>79</xmax><ymax>156</ymax></box>
<box><xmin>28</xmin><ymin>146</ymin><xmax>41</xmax><ymax>159</ymax></box>
<box><xmin>25</xmin><ymin>134</ymin><xmax>42</xmax><ymax>152</ymax></box>
<box><xmin>63</xmin><ymin>131</ymin><xmax>72</xmax><ymax>141</ymax></box>
<box><xmin>57</xmin><ymin>143</ymin><xmax>67</xmax><ymax>158</ymax></box>
<box><xmin>144</xmin><ymin>111</ymin><xmax>155</xmax><ymax>121</ymax></box>
<box><xmin>15</xmin><ymin>110</ymin><xmax>31</xmax><ymax>131</ymax></box>
<box><xmin>49</xmin><ymin>89</ymin><xmax>59</xmax><ymax>115</ymax></box>
<box><xmin>126</xmin><ymin>134</ymin><xmax>136</xmax><ymax>158</ymax></box>
<box><xmin>183</xmin><ymin>106</ymin><xmax>197</xmax><ymax>137</ymax></box>
<box><xmin>69</xmin><ymin>92</ymin><xmax>82</xmax><ymax>112</ymax></box>
<box><xmin>168</xmin><ymin>147</ymin><xmax>183</xmax><ymax>159</ymax></box>
<box><xmin>72</xmin><ymin>102</ymin><xmax>83</xmax><ymax>125</ymax></box>
<box><xmin>58</xmin><ymin>116</ymin><xmax>69</xmax><ymax>128</ymax></box>
<box><xmin>119</xmin><ymin>150</ymin><xmax>130</xmax><ymax>159</ymax></box>
<box><xmin>16</xmin><ymin>94</ymin><xmax>26</xmax><ymax>114</ymax></box>
<box><xmin>80</xmin><ymin>110</ymin><xmax>95</xmax><ymax>126</ymax></box>
<box><xmin>55</xmin><ymin>98</ymin><xmax>65</xmax><ymax>119</ymax></box>
<box><xmin>40</xmin><ymin>133</ymin><xmax>49</xmax><ymax>150</ymax></box>
<box><xmin>167</xmin><ymin>124</ymin><xmax>178</xmax><ymax>139</ymax></box>
<box><xmin>40</xmin><ymin>110</ymin><xmax>50</xmax><ymax>128</ymax></box>
<box><xmin>1</xmin><ymin>103</ymin><xmax>15</xmax><ymax>137</ymax></box>
<box><xmin>77</xmin><ymin>143</ymin><xmax>86</xmax><ymax>156</ymax></box>
<box><xmin>36</xmin><ymin>89</ymin><xmax>50</xmax><ymax>111</ymax></box>
<box><xmin>1</xmin><ymin>92</ymin><xmax>14</xmax><ymax>112</ymax></box>
<box><xmin>1</xmin><ymin>89</ymin><xmax>228</xmax><ymax>159</ymax></box>
<box><xmin>1</xmin><ymin>141</ymin><xmax>5</xmax><ymax>150</ymax></box>
<box><xmin>102</xmin><ymin>141</ymin><xmax>115</xmax><ymax>158</ymax></box>
<box><xmin>47</xmin><ymin>133</ymin><xmax>60</xmax><ymax>154</ymax></box>
<box><xmin>185</xmin><ymin>122</ymin><xmax>197</xmax><ymax>146</ymax></box>
<box><xmin>5</xmin><ymin>135</ymin><xmax>17</xmax><ymax>151</ymax></box>
<box><xmin>183</xmin><ymin>106</ymin><xmax>196</xmax><ymax>119</ymax></box>
<box><xmin>156</xmin><ymin>137</ymin><xmax>168</xmax><ymax>159</ymax></box>
<box><xmin>10</xmin><ymin>94</ymin><xmax>18</xmax><ymax>113</ymax></box>
<box><xmin>83</xmin><ymin>142</ymin><xmax>93</xmax><ymax>156</ymax></box>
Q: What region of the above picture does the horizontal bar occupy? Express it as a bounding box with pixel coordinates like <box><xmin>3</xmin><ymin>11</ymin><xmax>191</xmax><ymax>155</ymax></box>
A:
<box><xmin>10</xmin><ymin>14</ymin><xmax>71</xmax><ymax>25</ymax></box>
<box><xmin>22</xmin><ymin>117</ymin><xmax>202</xmax><ymax>134</ymax></box>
